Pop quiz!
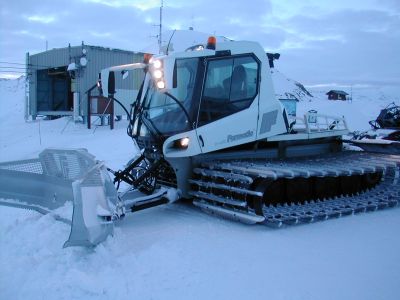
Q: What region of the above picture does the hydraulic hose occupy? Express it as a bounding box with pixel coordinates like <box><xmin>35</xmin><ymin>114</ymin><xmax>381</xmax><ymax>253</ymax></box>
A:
<box><xmin>110</xmin><ymin>96</ymin><xmax>131</xmax><ymax>120</ymax></box>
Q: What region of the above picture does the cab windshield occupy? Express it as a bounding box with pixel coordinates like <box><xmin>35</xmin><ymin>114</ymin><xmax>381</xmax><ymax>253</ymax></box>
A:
<box><xmin>142</xmin><ymin>57</ymin><xmax>200</xmax><ymax>135</ymax></box>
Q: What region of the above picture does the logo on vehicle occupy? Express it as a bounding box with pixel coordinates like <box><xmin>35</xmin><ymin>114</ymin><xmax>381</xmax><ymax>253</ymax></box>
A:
<box><xmin>227</xmin><ymin>130</ymin><xmax>254</xmax><ymax>143</ymax></box>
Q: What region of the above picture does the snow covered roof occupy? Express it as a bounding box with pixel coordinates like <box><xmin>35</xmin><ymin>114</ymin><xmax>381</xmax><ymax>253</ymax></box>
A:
<box><xmin>30</xmin><ymin>44</ymin><xmax>142</xmax><ymax>58</ymax></box>
<box><xmin>326</xmin><ymin>90</ymin><xmax>349</xmax><ymax>95</ymax></box>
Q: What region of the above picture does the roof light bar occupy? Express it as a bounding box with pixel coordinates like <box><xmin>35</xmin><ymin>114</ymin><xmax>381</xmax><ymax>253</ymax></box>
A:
<box><xmin>206</xmin><ymin>36</ymin><xmax>217</xmax><ymax>50</ymax></box>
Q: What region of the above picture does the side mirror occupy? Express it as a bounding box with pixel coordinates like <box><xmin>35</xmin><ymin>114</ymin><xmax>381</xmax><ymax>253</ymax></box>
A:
<box><xmin>266</xmin><ymin>52</ymin><xmax>280</xmax><ymax>68</ymax></box>
<box><xmin>122</xmin><ymin>70</ymin><xmax>129</xmax><ymax>80</ymax></box>
<box><xmin>108</xmin><ymin>71</ymin><xmax>115</xmax><ymax>96</ymax></box>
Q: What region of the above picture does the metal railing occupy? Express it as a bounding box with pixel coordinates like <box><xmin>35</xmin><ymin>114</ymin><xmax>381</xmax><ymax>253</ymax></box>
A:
<box><xmin>292</xmin><ymin>112</ymin><xmax>349</xmax><ymax>134</ymax></box>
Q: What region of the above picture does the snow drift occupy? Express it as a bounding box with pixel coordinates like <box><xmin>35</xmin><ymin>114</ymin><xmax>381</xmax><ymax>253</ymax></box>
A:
<box><xmin>1</xmin><ymin>74</ymin><xmax>400</xmax><ymax>300</ymax></box>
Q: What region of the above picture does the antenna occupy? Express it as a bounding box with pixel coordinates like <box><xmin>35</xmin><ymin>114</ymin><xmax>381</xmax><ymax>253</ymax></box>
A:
<box><xmin>166</xmin><ymin>29</ymin><xmax>176</xmax><ymax>55</ymax></box>
<box><xmin>159</xmin><ymin>0</ymin><xmax>163</xmax><ymax>54</ymax></box>
<box><xmin>150</xmin><ymin>0</ymin><xmax>164</xmax><ymax>53</ymax></box>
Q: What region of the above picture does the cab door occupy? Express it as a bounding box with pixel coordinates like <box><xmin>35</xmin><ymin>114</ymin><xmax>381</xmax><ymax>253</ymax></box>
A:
<box><xmin>195</xmin><ymin>54</ymin><xmax>260</xmax><ymax>153</ymax></box>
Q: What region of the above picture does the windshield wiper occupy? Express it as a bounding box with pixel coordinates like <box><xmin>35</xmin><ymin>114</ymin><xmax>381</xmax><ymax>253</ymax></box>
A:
<box><xmin>140</xmin><ymin>111</ymin><xmax>162</xmax><ymax>138</ymax></box>
<box><xmin>164</xmin><ymin>92</ymin><xmax>193</xmax><ymax>130</ymax></box>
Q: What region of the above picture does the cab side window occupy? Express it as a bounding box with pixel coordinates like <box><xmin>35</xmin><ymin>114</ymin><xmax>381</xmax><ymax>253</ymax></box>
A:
<box><xmin>198</xmin><ymin>55</ymin><xmax>259</xmax><ymax>125</ymax></box>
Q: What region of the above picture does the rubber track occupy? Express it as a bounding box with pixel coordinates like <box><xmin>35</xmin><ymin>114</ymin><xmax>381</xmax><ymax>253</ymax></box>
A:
<box><xmin>190</xmin><ymin>151</ymin><xmax>400</xmax><ymax>226</ymax></box>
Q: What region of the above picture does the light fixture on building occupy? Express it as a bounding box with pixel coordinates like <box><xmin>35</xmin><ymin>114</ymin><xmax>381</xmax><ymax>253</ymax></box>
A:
<box><xmin>80</xmin><ymin>56</ymin><xmax>87</xmax><ymax>67</ymax></box>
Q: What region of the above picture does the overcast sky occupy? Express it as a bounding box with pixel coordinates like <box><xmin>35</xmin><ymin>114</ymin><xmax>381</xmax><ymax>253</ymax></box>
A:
<box><xmin>0</xmin><ymin>0</ymin><xmax>399</xmax><ymax>90</ymax></box>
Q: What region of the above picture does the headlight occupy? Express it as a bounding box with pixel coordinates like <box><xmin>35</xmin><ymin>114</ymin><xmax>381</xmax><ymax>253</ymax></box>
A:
<box><xmin>156</xmin><ymin>80</ymin><xmax>165</xmax><ymax>89</ymax></box>
<box><xmin>180</xmin><ymin>137</ymin><xmax>190</xmax><ymax>148</ymax></box>
<box><xmin>153</xmin><ymin>69</ymin><xmax>163</xmax><ymax>79</ymax></box>
<box><xmin>173</xmin><ymin>137</ymin><xmax>190</xmax><ymax>149</ymax></box>
<box><xmin>153</xmin><ymin>60</ymin><xmax>162</xmax><ymax>69</ymax></box>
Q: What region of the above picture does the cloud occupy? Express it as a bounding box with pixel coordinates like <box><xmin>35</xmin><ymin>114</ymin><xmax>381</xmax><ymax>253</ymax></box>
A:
<box><xmin>83</xmin><ymin>0</ymin><xmax>161</xmax><ymax>10</ymax></box>
<box><xmin>0</xmin><ymin>0</ymin><xmax>155</xmax><ymax>58</ymax></box>
<box><xmin>376</xmin><ymin>0</ymin><xmax>400</xmax><ymax>12</ymax></box>
<box><xmin>0</xmin><ymin>0</ymin><xmax>399</xmax><ymax>90</ymax></box>
<box><xmin>26</xmin><ymin>15</ymin><xmax>56</xmax><ymax>24</ymax></box>
<box><xmin>272</xmin><ymin>8</ymin><xmax>400</xmax><ymax>88</ymax></box>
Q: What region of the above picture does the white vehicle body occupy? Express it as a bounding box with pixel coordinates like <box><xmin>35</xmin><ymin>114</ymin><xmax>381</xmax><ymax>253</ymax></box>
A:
<box><xmin>9</xmin><ymin>37</ymin><xmax>399</xmax><ymax>250</ymax></box>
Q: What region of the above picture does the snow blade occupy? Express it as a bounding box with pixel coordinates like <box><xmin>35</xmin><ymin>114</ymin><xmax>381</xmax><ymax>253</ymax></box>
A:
<box><xmin>0</xmin><ymin>149</ymin><xmax>119</xmax><ymax>248</ymax></box>
<box><xmin>63</xmin><ymin>163</ymin><xmax>118</xmax><ymax>248</ymax></box>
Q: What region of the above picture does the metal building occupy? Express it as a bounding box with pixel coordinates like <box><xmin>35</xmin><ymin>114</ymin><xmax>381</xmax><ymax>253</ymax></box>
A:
<box><xmin>26</xmin><ymin>43</ymin><xmax>145</xmax><ymax>121</ymax></box>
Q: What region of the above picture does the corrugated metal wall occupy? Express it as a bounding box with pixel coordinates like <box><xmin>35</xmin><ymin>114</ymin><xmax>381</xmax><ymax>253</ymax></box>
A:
<box><xmin>28</xmin><ymin>45</ymin><xmax>144</xmax><ymax>118</ymax></box>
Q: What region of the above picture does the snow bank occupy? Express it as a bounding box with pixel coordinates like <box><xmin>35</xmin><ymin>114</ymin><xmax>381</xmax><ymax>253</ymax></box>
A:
<box><xmin>0</xmin><ymin>77</ymin><xmax>135</xmax><ymax>168</ymax></box>
<box><xmin>2</xmin><ymin>204</ymin><xmax>400</xmax><ymax>300</ymax></box>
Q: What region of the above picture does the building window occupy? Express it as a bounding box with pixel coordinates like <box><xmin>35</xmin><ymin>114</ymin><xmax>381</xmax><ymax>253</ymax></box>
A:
<box><xmin>198</xmin><ymin>55</ymin><xmax>259</xmax><ymax>125</ymax></box>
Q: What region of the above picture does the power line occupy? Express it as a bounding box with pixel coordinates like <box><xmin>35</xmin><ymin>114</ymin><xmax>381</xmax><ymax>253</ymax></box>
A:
<box><xmin>0</xmin><ymin>66</ymin><xmax>27</xmax><ymax>70</ymax></box>
<box><xmin>0</xmin><ymin>61</ymin><xmax>25</xmax><ymax>65</ymax></box>
<box><xmin>0</xmin><ymin>65</ymin><xmax>50</xmax><ymax>70</ymax></box>
<box><xmin>0</xmin><ymin>61</ymin><xmax>51</xmax><ymax>68</ymax></box>
<box><xmin>0</xmin><ymin>70</ymin><xmax>30</xmax><ymax>74</ymax></box>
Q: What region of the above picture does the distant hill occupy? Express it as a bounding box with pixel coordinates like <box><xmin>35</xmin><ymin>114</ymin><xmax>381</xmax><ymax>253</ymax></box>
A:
<box><xmin>308</xmin><ymin>86</ymin><xmax>399</xmax><ymax>103</ymax></box>
<box><xmin>0</xmin><ymin>75</ymin><xmax>25</xmax><ymax>93</ymax></box>
<box><xmin>270</xmin><ymin>68</ymin><xmax>399</xmax><ymax>105</ymax></box>
<box><xmin>270</xmin><ymin>69</ymin><xmax>313</xmax><ymax>101</ymax></box>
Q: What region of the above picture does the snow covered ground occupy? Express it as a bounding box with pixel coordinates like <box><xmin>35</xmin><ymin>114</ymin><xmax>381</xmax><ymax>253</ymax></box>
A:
<box><xmin>1</xmin><ymin>76</ymin><xmax>400</xmax><ymax>300</ymax></box>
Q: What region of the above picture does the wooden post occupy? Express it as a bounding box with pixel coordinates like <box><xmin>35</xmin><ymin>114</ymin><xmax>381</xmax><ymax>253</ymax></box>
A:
<box><xmin>86</xmin><ymin>83</ymin><xmax>97</xmax><ymax>129</ymax></box>
<box><xmin>87</xmin><ymin>90</ymin><xmax>91</xmax><ymax>129</ymax></box>
<box><xmin>110</xmin><ymin>97</ymin><xmax>114</xmax><ymax>130</ymax></box>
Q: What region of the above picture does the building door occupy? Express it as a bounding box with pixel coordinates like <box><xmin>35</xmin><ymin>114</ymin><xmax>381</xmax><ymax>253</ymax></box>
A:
<box><xmin>37</xmin><ymin>69</ymin><xmax>52</xmax><ymax>111</ymax></box>
<box><xmin>36</xmin><ymin>67</ymin><xmax>71</xmax><ymax>112</ymax></box>
<box><xmin>52</xmin><ymin>75</ymin><xmax>69</xmax><ymax>111</ymax></box>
